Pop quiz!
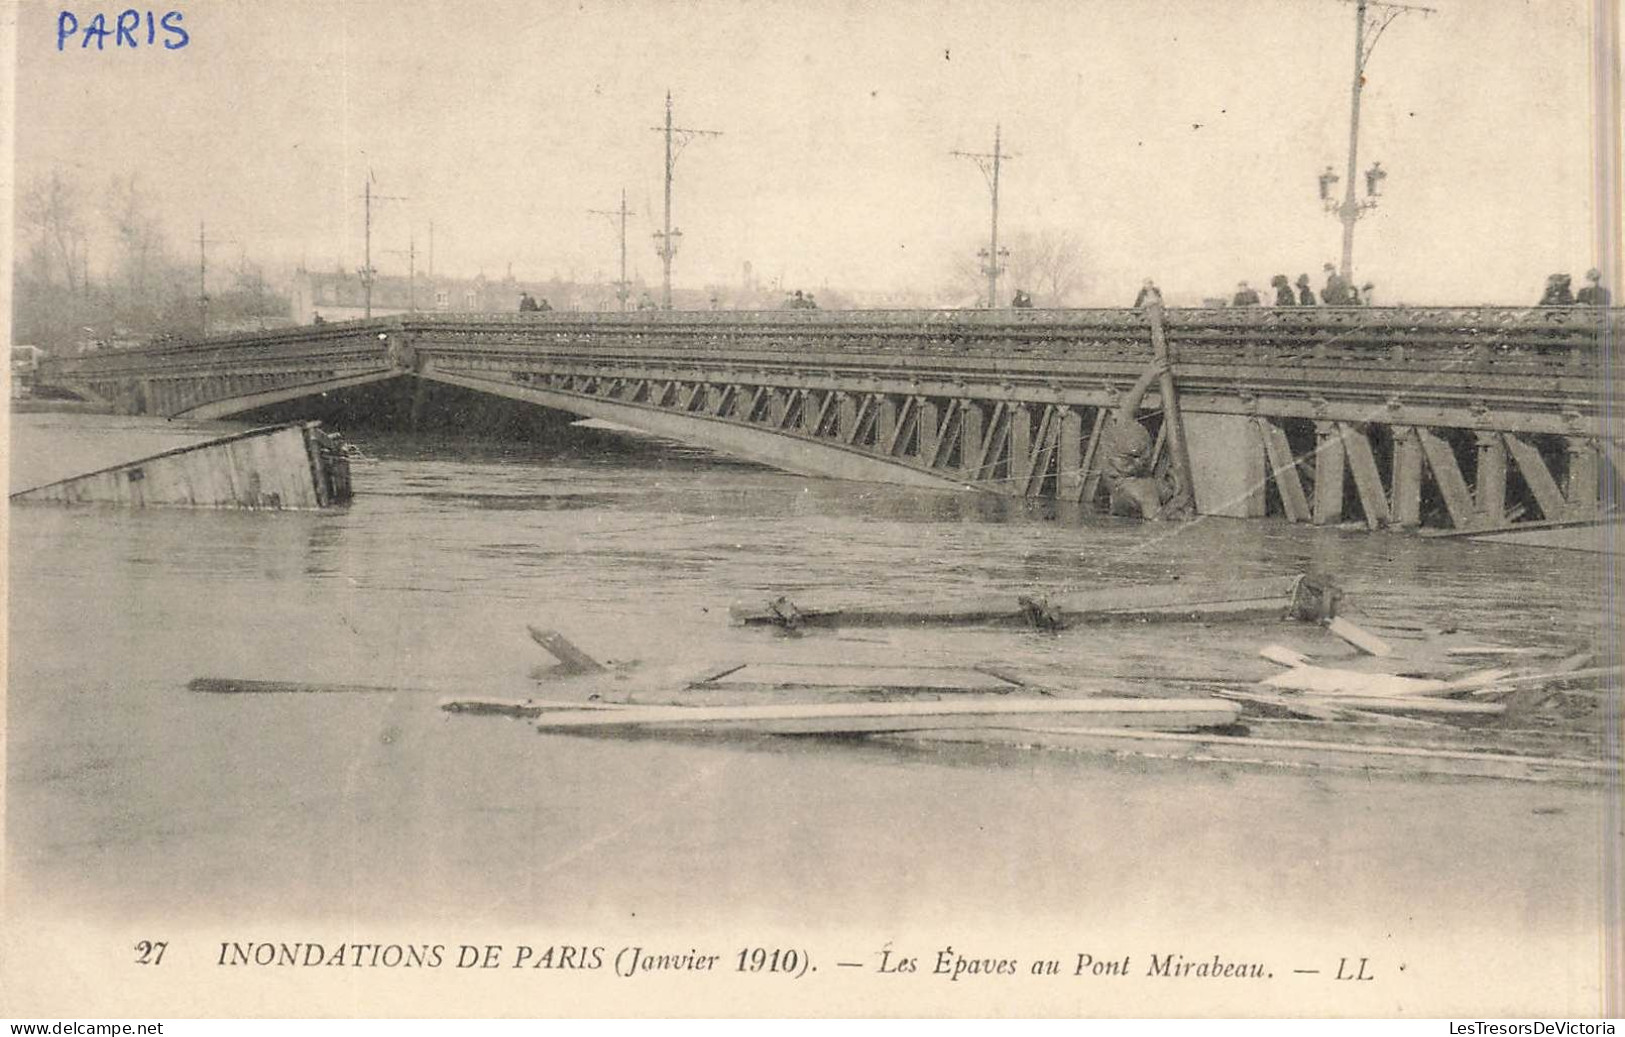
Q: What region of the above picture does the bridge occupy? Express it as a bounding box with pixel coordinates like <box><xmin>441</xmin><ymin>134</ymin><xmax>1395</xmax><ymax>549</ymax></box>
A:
<box><xmin>38</xmin><ymin>306</ymin><xmax>1621</xmax><ymax>533</ymax></box>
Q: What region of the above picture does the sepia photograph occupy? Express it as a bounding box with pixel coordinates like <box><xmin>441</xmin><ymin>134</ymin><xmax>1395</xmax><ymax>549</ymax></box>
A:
<box><xmin>2</xmin><ymin>0</ymin><xmax>1621</xmax><ymax>1020</ymax></box>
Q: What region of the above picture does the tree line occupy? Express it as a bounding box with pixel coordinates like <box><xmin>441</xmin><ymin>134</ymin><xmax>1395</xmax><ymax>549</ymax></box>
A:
<box><xmin>13</xmin><ymin>169</ymin><xmax>292</xmax><ymax>354</ymax></box>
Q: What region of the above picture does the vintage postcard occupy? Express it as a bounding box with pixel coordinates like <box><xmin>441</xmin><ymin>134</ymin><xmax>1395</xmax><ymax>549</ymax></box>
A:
<box><xmin>2</xmin><ymin>0</ymin><xmax>1620</xmax><ymax>1020</ymax></box>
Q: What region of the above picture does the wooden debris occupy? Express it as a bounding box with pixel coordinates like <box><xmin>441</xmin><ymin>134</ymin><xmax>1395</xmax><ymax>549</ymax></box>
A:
<box><xmin>527</xmin><ymin>627</ymin><xmax>607</xmax><ymax>675</ymax></box>
<box><xmin>440</xmin><ymin>697</ymin><xmax>620</xmax><ymax>718</ymax></box>
<box><xmin>892</xmin><ymin>726</ymin><xmax>1614</xmax><ymax>784</ymax></box>
<box><xmin>1465</xmin><ymin>665</ymin><xmax>1619</xmax><ymax>697</ymax></box>
<box><xmin>1212</xmin><ymin>688</ymin><xmax>1346</xmax><ymax>722</ymax></box>
<box><xmin>1016</xmin><ymin>595</ymin><xmax>1065</xmax><ymax>631</ymax></box>
<box><xmin>1291</xmin><ymin>696</ymin><xmax>1506</xmax><ymax>716</ymax></box>
<box><xmin>1261</xmin><ymin>666</ymin><xmax>1450</xmax><ymax>697</ymax></box>
<box><xmin>1259</xmin><ymin>644</ymin><xmax>1310</xmax><ymax>668</ymax></box>
<box><xmin>731</xmin><ymin>575</ymin><xmax>1314</xmax><ymax>631</ymax></box>
<box><xmin>532</xmin><ymin>697</ymin><xmax>1243</xmax><ymax>736</ymax></box>
<box><xmin>1325</xmin><ymin>616</ymin><xmax>1392</xmax><ymax>657</ymax></box>
<box><xmin>689</xmin><ymin>661</ymin><xmax>1024</xmax><ymax>694</ymax></box>
<box><xmin>189</xmin><ymin>677</ymin><xmax>403</xmax><ymax>695</ymax></box>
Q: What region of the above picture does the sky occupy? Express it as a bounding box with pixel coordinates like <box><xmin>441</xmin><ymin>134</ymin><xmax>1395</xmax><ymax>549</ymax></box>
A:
<box><xmin>9</xmin><ymin>0</ymin><xmax>1609</xmax><ymax>305</ymax></box>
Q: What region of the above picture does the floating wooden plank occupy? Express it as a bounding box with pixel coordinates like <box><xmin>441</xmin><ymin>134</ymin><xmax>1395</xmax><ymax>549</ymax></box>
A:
<box><xmin>527</xmin><ymin>627</ymin><xmax>607</xmax><ymax>674</ymax></box>
<box><xmin>1465</xmin><ymin>665</ymin><xmax>1620</xmax><ymax>696</ymax></box>
<box><xmin>893</xmin><ymin>727</ymin><xmax>1612</xmax><ymax>784</ymax></box>
<box><xmin>1443</xmin><ymin>646</ymin><xmax>1561</xmax><ymax>658</ymax></box>
<box><xmin>10</xmin><ymin>421</ymin><xmax>351</xmax><ymax>509</ymax></box>
<box><xmin>1262</xmin><ymin>666</ymin><xmax>1448</xmax><ymax>697</ymax></box>
<box><xmin>730</xmin><ymin>575</ymin><xmax>1307</xmax><ymax>630</ymax></box>
<box><xmin>532</xmin><ymin>697</ymin><xmax>1242</xmax><ymax>735</ymax></box>
<box><xmin>440</xmin><ymin>697</ymin><xmax>622</xmax><ymax>718</ymax></box>
<box><xmin>1297</xmin><ymin>695</ymin><xmax>1506</xmax><ymax>716</ymax></box>
<box><xmin>691</xmin><ymin>661</ymin><xmax>1024</xmax><ymax>693</ymax></box>
<box><xmin>1213</xmin><ymin>687</ymin><xmax>1345</xmax><ymax>722</ymax></box>
<box><xmin>1325</xmin><ymin>617</ymin><xmax>1392</xmax><ymax>657</ymax></box>
<box><xmin>1259</xmin><ymin>664</ymin><xmax>1514</xmax><ymax>698</ymax></box>
<box><xmin>1259</xmin><ymin>644</ymin><xmax>1311</xmax><ymax>668</ymax></box>
<box><xmin>189</xmin><ymin>677</ymin><xmax>402</xmax><ymax>695</ymax></box>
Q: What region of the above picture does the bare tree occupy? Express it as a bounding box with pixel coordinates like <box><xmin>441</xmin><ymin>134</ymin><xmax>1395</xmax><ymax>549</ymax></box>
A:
<box><xmin>1004</xmin><ymin>227</ymin><xmax>1091</xmax><ymax>307</ymax></box>
<box><xmin>106</xmin><ymin>174</ymin><xmax>169</xmax><ymax>309</ymax></box>
<box><xmin>939</xmin><ymin>227</ymin><xmax>1093</xmax><ymax>308</ymax></box>
<box><xmin>20</xmin><ymin>170</ymin><xmax>88</xmax><ymax>294</ymax></box>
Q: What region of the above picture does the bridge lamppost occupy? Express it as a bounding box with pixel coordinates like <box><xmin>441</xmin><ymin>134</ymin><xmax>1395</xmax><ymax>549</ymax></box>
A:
<box><xmin>954</xmin><ymin>124</ymin><xmax>1016</xmax><ymax>308</ymax></box>
<box><xmin>650</xmin><ymin>92</ymin><xmax>721</xmax><ymax>310</ymax></box>
<box><xmin>1319</xmin><ymin>159</ymin><xmax>1387</xmax><ymax>282</ymax></box>
<box><xmin>1323</xmin><ymin>0</ymin><xmax>1432</xmax><ymax>285</ymax></box>
<box><xmin>977</xmin><ymin>245</ymin><xmax>1009</xmax><ymax>309</ymax></box>
<box><xmin>359</xmin><ymin>173</ymin><xmax>406</xmax><ymax>319</ymax></box>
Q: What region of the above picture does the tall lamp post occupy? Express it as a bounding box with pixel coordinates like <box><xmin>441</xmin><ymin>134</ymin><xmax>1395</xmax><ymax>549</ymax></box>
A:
<box><xmin>650</xmin><ymin>92</ymin><xmax>721</xmax><ymax>310</ymax></box>
<box><xmin>954</xmin><ymin>125</ymin><xmax>1015</xmax><ymax>308</ymax></box>
<box><xmin>1321</xmin><ymin>0</ymin><xmax>1433</xmax><ymax>287</ymax></box>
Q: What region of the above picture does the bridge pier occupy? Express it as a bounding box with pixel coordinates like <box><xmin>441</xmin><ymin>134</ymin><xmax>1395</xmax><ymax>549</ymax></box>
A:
<box><xmin>1475</xmin><ymin>431</ymin><xmax>1508</xmax><ymax>524</ymax></box>
<box><xmin>1313</xmin><ymin>421</ymin><xmax>1347</xmax><ymax>526</ymax></box>
<box><xmin>1183</xmin><ymin>412</ymin><xmax>1266</xmax><ymax>519</ymax></box>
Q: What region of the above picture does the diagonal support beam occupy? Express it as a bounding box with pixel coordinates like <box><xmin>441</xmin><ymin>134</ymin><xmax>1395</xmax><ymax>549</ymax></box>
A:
<box><xmin>1416</xmin><ymin>427</ymin><xmax>1477</xmax><ymax>530</ymax></box>
<box><xmin>1338</xmin><ymin>423</ymin><xmax>1390</xmax><ymax>529</ymax></box>
<box><xmin>1258</xmin><ymin>418</ymin><xmax>1311</xmax><ymax>523</ymax></box>
<box><xmin>1504</xmin><ymin>433</ymin><xmax>1567</xmax><ymax>521</ymax></box>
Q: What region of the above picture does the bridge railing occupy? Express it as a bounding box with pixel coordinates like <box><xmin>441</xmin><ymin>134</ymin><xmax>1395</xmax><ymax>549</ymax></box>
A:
<box><xmin>38</xmin><ymin>306</ymin><xmax>1617</xmax><ymax>383</ymax></box>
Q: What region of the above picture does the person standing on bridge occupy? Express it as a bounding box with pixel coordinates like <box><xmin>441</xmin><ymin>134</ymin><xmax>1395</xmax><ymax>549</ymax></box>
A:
<box><xmin>1321</xmin><ymin>263</ymin><xmax>1352</xmax><ymax>306</ymax></box>
<box><xmin>1133</xmin><ymin>279</ymin><xmax>1162</xmax><ymax>308</ymax></box>
<box><xmin>1296</xmin><ymin>274</ymin><xmax>1316</xmax><ymax>307</ymax></box>
<box><xmin>1231</xmin><ymin>281</ymin><xmax>1261</xmax><ymax>307</ymax></box>
<box><xmin>1271</xmin><ymin>275</ymin><xmax>1295</xmax><ymax>306</ymax></box>
<box><xmin>1539</xmin><ymin>274</ymin><xmax>1574</xmax><ymax>306</ymax></box>
<box><xmin>1100</xmin><ymin>358</ymin><xmax>1186</xmax><ymax>521</ymax></box>
<box><xmin>1577</xmin><ymin>269</ymin><xmax>1611</xmax><ymax>306</ymax></box>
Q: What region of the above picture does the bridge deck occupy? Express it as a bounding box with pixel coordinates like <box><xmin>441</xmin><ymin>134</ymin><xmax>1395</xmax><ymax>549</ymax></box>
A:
<box><xmin>37</xmin><ymin>306</ymin><xmax>1621</xmax><ymax>533</ymax></box>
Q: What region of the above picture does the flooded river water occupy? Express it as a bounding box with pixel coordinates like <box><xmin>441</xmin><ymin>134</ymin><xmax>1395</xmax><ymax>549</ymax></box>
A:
<box><xmin>4</xmin><ymin>409</ymin><xmax>1616</xmax><ymax>1015</ymax></box>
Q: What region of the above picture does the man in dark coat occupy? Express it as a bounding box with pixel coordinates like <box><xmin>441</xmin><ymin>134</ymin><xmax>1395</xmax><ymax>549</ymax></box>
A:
<box><xmin>1321</xmin><ymin>263</ymin><xmax>1352</xmax><ymax>305</ymax></box>
<box><xmin>1232</xmin><ymin>281</ymin><xmax>1261</xmax><ymax>307</ymax></box>
<box><xmin>1271</xmin><ymin>274</ymin><xmax>1296</xmax><ymax>306</ymax></box>
<box><xmin>1133</xmin><ymin>279</ymin><xmax>1162</xmax><ymax>308</ymax></box>
<box><xmin>1577</xmin><ymin>269</ymin><xmax>1611</xmax><ymax>306</ymax></box>
<box><xmin>1296</xmin><ymin>274</ymin><xmax>1316</xmax><ymax>306</ymax></box>
<box><xmin>1539</xmin><ymin>274</ymin><xmax>1574</xmax><ymax>306</ymax></box>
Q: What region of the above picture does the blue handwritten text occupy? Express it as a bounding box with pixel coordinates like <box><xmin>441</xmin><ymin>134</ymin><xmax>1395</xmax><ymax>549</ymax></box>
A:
<box><xmin>57</xmin><ymin>9</ymin><xmax>189</xmax><ymax>51</ymax></box>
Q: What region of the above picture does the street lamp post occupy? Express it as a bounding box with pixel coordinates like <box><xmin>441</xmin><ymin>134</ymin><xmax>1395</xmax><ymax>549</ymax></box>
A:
<box><xmin>1322</xmin><ymin>0</ymin><xmax>1432</xmax><ymax>286</ymax></box>
<box><xmin>954</xmin><ymin>124</ymin><xmax>1015</xmax><ymax>308</ymax></box>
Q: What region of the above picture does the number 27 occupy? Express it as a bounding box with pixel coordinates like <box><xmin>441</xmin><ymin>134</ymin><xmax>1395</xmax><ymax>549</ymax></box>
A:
<box><xmin>134</xmin><ymin>940</ymin><xmax>167</xmax><ymax>965</ymax></box>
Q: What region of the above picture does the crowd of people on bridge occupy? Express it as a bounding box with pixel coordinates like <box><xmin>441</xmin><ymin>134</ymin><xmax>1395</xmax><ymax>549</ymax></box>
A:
<box><xmin>517</xmin><ymin>291</ymin><xmax>553</xmax><ymax>312</ymax></box>
<box><xmin>1539</xmin><ymin>269</ymin><xmax>1611</xmax><ymax>307</ymax></box>
<box><xmin>782</xmin><ymin>290</ymin><xmax>820</xmax><ymax>309</ymax></box>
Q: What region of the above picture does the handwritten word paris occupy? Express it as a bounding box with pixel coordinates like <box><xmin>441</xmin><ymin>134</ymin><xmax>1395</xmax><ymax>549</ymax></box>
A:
<box><xmin>57</xmin><ymin>9</ymin><xmax>189</xmax><ymax>50</ymax></box>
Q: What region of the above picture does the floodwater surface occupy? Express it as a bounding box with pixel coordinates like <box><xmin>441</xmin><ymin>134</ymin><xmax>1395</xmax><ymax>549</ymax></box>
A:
<box><xmin>4</xmin><ymin>410</ymin><xmax>1616</xmax><ymax>1015</ymax></box>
